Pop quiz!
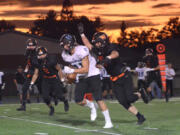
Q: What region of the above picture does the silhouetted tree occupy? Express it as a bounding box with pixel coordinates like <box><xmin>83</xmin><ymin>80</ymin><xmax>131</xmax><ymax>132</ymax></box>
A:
<box><xmin>30</xmin><ymin>10</ymin><xmax>59</xmax><ymax>38</ymax></box>
<box><xmin>0</xmin><ymin>20</ymin><xmax>15</xmax><ymax>32</ymax></box>
<box><xmin>157</xmin><ymin>17</ymin><xmax>180</xmax><ymax>40</ymax></box>
<box><xmin>60</xmin><ymin>0</ymin><xmax>74</xmax><ymax>21</ymax></box>
<box><xmin>118</xmin><ymin>21</ymin><xmax>129</xmax><ymax>46</ymax></box>
<box><xmin>30</xmin><ymin>10</ymin><xmax>104</xmax><ymax>42</ymax></box>
<box><xmin>117</xmin><ymin>21</ymin><xmax>159</xmax><ymax>48</ymax></box>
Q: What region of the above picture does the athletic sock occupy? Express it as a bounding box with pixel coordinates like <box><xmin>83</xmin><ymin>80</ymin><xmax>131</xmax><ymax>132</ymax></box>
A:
<box><xmin>102</xmin><ymin>109</ymin><xmax>112</xmax><ymax>123</ymax></box>
<box><xmin>84</xmin><ymin>99</ymin><xmax>95</xmax><ymax>109</ymax></box>
<box><xmin>136</xmin><ymin>112</ymin><xmax>143</xmax><ymax>119</ymax></box>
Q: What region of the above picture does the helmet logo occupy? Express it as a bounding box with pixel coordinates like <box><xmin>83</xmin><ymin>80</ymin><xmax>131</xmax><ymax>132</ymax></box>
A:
<box><xmin>99</xmin><ymin>34</ymin><xmax>106</xmax><ymax>40</ymax></box>
<box><xmin>39</xmin><ymin>49</ymin><xmax>43</xmax><ymax>55</ymax></box>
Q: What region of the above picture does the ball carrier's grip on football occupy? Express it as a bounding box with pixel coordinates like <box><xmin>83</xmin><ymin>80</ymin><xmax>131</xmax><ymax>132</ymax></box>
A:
<box><xmin>65</xmin><ymin>73</ymin><xmax>77</xmax><ymax>84</ymax></box>
<box><xmin>64</xmin><ymin>65</ymin><xmax>77</xmax><ymax>84</ymax></box>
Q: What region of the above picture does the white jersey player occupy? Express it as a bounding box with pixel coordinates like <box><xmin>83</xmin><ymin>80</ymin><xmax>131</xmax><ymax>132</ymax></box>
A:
<box><xmin>60</xmin><ymin>34</ymin><xmax>113</xmax><ymax>128</ymax></box>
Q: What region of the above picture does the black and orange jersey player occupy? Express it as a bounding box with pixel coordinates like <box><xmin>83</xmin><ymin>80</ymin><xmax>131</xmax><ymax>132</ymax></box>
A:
<box><xmin>29</xmin><ymin>46</ymin><xmax>69</xmax><ymax>116</ymax></box>
<box><xmin>79</xmin><ymin>26</ymin><xmax>149</xmax><ymax>125</ymax></box>
<box><xmin>17</xmin><ymin>39</ymin><xmax>39</xmax><ymax>111</ymax></box>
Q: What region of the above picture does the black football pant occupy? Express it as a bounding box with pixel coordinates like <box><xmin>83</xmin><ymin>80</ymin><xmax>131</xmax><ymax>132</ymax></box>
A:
<box><xmin>22</xmin><ymin>78</ymin><xmax>31</xmax><ymax>106</ymax></box>
<box><xmin>166</xmin><ymin>80</ymin><xmax>173</xmax><ymax>97</ymax></box>
<box><xmin>112</xmin><ymin>72</ymin><xmax>139</xmax><ymax>110</ymax></box>
<box><xmin>137</xmin><ymin>79</ymin><xmax>146</xmax><ymax>90</ymax></box>
<box><xmin>41</xmin><ymin>78</ymin><xmax>66</xmax><ymax>105</ymax></box>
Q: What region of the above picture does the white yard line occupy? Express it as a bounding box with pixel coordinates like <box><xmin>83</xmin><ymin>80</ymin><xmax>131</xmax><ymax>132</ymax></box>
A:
<box><xmin>0</xmin><ymin>115</ymin><xmax>122</xmax><ymax>135</ymax></box>
<box><xmin>144</xmin><ymin>127</ymin><xmax>158</xmax><ymax>130</ymax></box>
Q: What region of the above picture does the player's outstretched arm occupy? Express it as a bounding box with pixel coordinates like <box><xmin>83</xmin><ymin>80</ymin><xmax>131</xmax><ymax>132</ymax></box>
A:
<box><xmin>77</xmin><ymin>23</ymin><xmax>93</xmax><ymax>50</ymax></box>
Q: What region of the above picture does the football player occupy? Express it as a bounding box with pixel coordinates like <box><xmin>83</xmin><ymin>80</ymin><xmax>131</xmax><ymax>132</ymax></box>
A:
<box><xmin>60</xmin><ymin>34</ymin><xmax>113</xmax><ymax>128</ymax></box>
<box><xmin>17</xmin><ymin>39</ymin><xmax>39</xmax><ymax>111</ymax></box>
<box><xmin>29</xmin><ymin>47</ymin><xmax>69</xmax><ymax>116</ymax></box>
<box><xmin>78</xmin><ymin>24</ymin><xmax>148</xmax><ymax>125</ymax></box>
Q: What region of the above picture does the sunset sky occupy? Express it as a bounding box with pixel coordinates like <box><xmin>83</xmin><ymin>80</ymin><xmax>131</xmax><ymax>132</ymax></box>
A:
<box><xmin>0</xmin><ymin>0</ymin><xmax>180</xmax><ymax>40</ymax></box>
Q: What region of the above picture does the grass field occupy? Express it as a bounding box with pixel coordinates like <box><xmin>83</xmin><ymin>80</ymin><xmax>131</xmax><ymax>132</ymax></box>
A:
<box><xmin>0</xmin><ymin>98</ymin><xmax>180</xmax><ymax>135</ymax></box>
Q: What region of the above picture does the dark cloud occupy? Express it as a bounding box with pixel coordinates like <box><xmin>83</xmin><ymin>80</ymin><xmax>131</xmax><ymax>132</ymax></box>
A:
<box><xmin>0</xmin><ymin>10</ymin><xmax>47</xmax><ymax>16</ymax></box>
<box><xmin>88</xmin><ymin>6</ymin><xmax>102</xmax><ymax>10</ymax></box>
<box><xmin>72</xmin><ymin>0</ymin><xmax>145</xmax><ymax>5</ymax></box>
<box><xmin>150</xmin><ymin>12</ymin><xmax>180</xmax><ymax>17</ymax></box>
<box><xmin>100</xmin><ymin>13</ymin><xmax>140</xmax><ymax>17</ymax></box>
<box><xmin>0</xmin><ymin>0</ymin><xmax>146</xmax><ymax>7</ymax></box>
<box><xmin>0</xmin><ymin>10</ymin><xmax>54</xmax><ymax>17</ymax></box>
<box><xmin>152</xmin><ymin>3</ymin><xmax>174</xmax><ymax>8</ymax></box>
<box><xmin>104</xmin><ymin>19</ymin><xmax>158</xmax><ymax>30</ymax></box>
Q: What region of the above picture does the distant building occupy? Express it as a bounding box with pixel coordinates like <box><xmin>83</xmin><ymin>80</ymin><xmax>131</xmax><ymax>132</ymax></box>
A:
<box><xmin>0</xmin><ymin>30</ymin><xmax>60</xmax><ymax>71</ymax></box>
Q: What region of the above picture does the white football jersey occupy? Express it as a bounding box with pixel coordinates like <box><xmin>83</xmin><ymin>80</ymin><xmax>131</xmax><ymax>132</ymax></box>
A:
<box><xmin>0</xmin><ymin>72</ymin><xmax>4</xmax><ymax>84</ymax></box>
<box><xmin>100</xmin><ymin>67</ymin><xmax>110</xmax><ymax>80</ymax></box>
<box><xmin>135</xmin><ymin>67</ymin><xmax>146</xmax><ymax>80</ymax></box>
<box><xmin>61</xmin><ymin>45</ymin><xmax>100</xmax><ymax>80</ymax></box>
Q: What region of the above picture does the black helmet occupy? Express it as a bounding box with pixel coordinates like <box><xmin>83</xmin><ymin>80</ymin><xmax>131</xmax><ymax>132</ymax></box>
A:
<box><xmin>59</xmin><ymin>34</ymin><xmax>76</xmax><ymax>53</ymax></box>
<box><xmin>92</xmin><ymin>32</ymin><xmax>109</xmax><ymax>56</ymax></box>
<box><xmin>145</xmin><ymin>48</ymin><xmax>153</xmax><ymax>56</ymax></box>
<box><xmin>92</xmin><ymin>32</ymin><xmax>109</xmax><ymax>48</ymax></box>
<box><xmin>36</xmin><ymin>46</ymin><xmax>48</xmax><ymax>57</ymax></box>
<box><xmin>26</xmin><ymin>39</ymin><xmax>37</xmax><ymax>47</ymax></box>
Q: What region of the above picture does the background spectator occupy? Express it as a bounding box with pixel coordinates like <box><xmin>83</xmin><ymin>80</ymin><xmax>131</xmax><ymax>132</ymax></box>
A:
<box><xmin>166</xmin><ymin>63</ymin><xmax>176</xmax><ymax>97</ymax></box>
<box><xmin>0</xmin><ymin>70</ymin><xmax>5</xmax><ymax>104</ymax></box>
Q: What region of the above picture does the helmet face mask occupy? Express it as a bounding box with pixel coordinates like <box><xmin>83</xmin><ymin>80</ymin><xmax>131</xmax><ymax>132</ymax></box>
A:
<box><xmin>26</xmin><ymin>39</ymin><xmax>37</xmax><ymax>50</ymax></box>
<box><xmin>92</xmin><ymin>32</ymin><xmax>109</xmax><ymax>56</ymax></box>
<box><xmin>59</xmin><ymin>34</ymin><xmax>76</xmax><ymax>54</ymax></box>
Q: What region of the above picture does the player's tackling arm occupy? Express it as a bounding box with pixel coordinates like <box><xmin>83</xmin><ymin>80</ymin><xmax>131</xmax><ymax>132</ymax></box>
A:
<box><xmin>30</xmin><ymin>68</ymin><xmax>39</xmax><ymax>84</ymax></box>
<box><xmin>80</xmin><ymin>34</ymin><xmax>93</xmax><ymax>50</ymax></box>
<box><xmin>55</xmin><ymin>64</ymin><xmax>65</xmax><ymax>81</ymax></box>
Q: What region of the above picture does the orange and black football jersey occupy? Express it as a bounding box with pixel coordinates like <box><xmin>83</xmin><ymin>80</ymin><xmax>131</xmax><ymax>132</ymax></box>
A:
<box><xmin>102</xmin><ymin>44</ymin><xmax>125</xmax><ymax>77</ymax></box>
<box><xmin>37</xmin><ymin>55</ymin><xmax>59</xmax><ymax>77</ymax></box>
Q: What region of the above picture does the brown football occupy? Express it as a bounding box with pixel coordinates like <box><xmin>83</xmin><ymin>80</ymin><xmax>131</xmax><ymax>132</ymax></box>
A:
<box><xmin>66</xmin><ymin>73</ymin><xmax>77</xmax><ymax>84</ymax></box>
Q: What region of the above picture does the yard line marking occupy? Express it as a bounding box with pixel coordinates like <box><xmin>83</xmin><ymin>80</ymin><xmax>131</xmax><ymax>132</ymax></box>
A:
<box><xmin>0</xmin><ymin>115</ymin><xmax>122</xmax><ymax>135</ymax></box>
<box><xmin>144</xmin><ymin>127</ymin><xmax>158</xmax><ymax>130</ymax></box>
<box><xmin>34</xmin><ymin>133</ymin><xmax>48</xmax><ymax>135</ymax></box>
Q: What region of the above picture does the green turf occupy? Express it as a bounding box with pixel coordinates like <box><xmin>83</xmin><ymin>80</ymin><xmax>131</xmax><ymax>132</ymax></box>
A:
<box><xmin>0</xmin><ymin>99</ymin><xmax>180</xmax><ymax>135</ymax></box>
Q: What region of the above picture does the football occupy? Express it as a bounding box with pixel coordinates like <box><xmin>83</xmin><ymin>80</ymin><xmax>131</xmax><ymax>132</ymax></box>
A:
<box><xmin>66</xmin><ymin>73</ymin><xmax>77</xmax><ymax>84</ymax></box>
